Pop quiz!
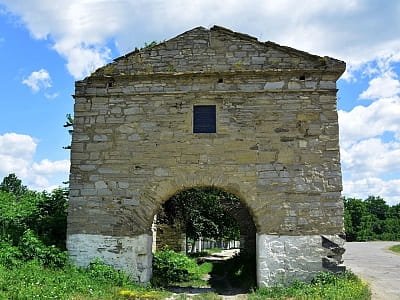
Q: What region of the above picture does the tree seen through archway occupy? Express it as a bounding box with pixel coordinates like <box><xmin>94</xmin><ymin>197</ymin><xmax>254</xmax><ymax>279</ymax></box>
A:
<box><xmin>156</xmin><ymin>187</ymin><xmax>243</xmax><ymax>252</ymax></box>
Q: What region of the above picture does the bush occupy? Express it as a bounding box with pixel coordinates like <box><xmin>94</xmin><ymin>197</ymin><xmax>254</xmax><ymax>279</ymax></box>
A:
<box><xmin>0</xmin><ymin>239</ymin><xmax>22</xmax><ymax>268</ymax></box>
<box><xmin>86</xmin><ymin>258</ymin><xmax>131</xmax><ymax>286</ymax></box>
<box><xmin>152</xmin><ymin>248</ymin><xmax>201</xmax><ymax>286</ymax></box>
<box><xmin>18</xmin><ymin>229</ymin><xmax>68</xmax><ymax>267</ymax></box>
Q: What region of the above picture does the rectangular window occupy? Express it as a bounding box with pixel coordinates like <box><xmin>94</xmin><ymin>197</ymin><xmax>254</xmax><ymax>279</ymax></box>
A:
<box><xmin>193</xmin><ymin>105</ymin><xmax>216</xmax><ymax>133</ymax></box>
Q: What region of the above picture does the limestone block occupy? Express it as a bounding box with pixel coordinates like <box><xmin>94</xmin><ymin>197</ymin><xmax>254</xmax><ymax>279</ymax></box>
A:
<box><xmin>93</xmin><ymin>135</ymin><xmax>108</xmax><ymax>142</ymax></box>
<box><xmin>288</xmin><ymin>82</ymin><xmax>301</xmax><ymax>89</ymax></box>
<box><xmin>319</xmin><ymin>81</ymin><xmax>336</xmax><ymax>89</ymax></box>
<box><xmin>264</xmin><ymin>81</ymin><xmax>284</xmax><ymax>90</ymax></box>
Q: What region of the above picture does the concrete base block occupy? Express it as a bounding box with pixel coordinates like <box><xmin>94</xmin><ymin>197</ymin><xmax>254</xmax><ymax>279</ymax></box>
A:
<box><xmin>257</xmin><ymin>234</ymin><xmax>345</xmax><ymax>287</ymax></box>
<box><xmin>67</xmin><ymin>233</ymin><xmax>153</xmax><ymax>283</ymax></box>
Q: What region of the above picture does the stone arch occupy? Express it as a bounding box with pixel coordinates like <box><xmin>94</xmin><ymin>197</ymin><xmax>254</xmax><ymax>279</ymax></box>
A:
<box><xmin>140</xmin><ymin>171</ymin><xmax>261</xmax><ymax>234</ymax></box>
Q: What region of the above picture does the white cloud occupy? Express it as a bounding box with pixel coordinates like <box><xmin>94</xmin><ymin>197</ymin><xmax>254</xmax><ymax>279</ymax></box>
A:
<box><xmin>32</xmin><ymin>159</ymin><xmax>70</xmax><ymax>175</ymax></box>
<box><xmin>2</xmin><ymin>0</ymin><xmax>400</xmax><ymax>78</ymax></box>
<box><xmin>358</xmin><ymin>56</ymin><xmax>400</xmax><ymax>100</ymax></box>
<box><xmin>338</xmin><ymin>97</ymin><xmax>400</xmax><ymax>146</ymax></box>
<box><xmin>0</xmin><ymin>132</ymin><xmax>36</xmax><ymax>160</ymax></box>
<box><xmin>341</xmin><ymin>138</ymin><xmax>400</xmax><ymax>179</ymax></box>
<box><xmin>0</xmin><ymin>133</ymin><xmax>69</xmax><ymax>191</ymax></box>
<box><xmin>340</xmin><ymin>65</ymin><xmax>400</xmax><ymax>204</ymax></box>
<box><xmin>22</xmin><ymin>68</ymin><xmax>52</xmax><ymax>92</ymax></box>
<box><xmin>343</xmin><ymin>177</ymin><xmax>400</xmax><ymax>206</ymax></box>
<box><xmin>44</xmin><ymin>92</ymin><xmax>59</xmax><ymax>99</ymax></box>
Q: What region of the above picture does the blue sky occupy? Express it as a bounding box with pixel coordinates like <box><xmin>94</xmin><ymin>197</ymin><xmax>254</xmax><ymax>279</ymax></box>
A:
<box><xmin>0</xmin><ymin>1</ymin><xmax>400</xmax><ymax>205</ymax></box>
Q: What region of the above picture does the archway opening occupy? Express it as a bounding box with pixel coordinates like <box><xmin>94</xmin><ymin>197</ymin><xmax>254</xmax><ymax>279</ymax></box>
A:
<box><xmin>152</xmin><ymin>186</ymin><xmax>257</xmax><ymax>290</ymax></box>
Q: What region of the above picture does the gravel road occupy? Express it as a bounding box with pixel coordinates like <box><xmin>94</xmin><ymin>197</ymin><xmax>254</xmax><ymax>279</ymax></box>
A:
<box><xmin>343</xmin><ymin>241</ymin><xmax>400</xmax><ymax>300</ymax></box>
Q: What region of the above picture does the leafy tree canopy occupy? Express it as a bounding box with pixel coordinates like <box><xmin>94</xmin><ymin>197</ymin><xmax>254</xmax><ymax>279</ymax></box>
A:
<box><xmin>159</xmin><ymin>187</ymin><xmax>241</xmax><ymax>241</ymax></box>
<box><xmin>0</xmin><ymin>173</ymin><xmax>27</xmax><ymax>197</ymax></box>
<box><xmin>343</xmin><ymin>196</ymin><xmax>400</xmax><ymax>242</ymax></box>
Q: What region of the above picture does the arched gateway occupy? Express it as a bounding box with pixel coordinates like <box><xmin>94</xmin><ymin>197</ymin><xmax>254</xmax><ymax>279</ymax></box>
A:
<box><xmin>67</xmin><ymin>26</ymin><xmax>346</xmax><ymax>286</ymax></box>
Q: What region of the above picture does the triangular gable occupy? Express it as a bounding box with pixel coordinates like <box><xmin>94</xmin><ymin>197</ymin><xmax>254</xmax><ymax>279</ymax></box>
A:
<box><xmin>92</xmin><ymin>25</ymin><xmax>345</xmax><ymax>77</ymax></box>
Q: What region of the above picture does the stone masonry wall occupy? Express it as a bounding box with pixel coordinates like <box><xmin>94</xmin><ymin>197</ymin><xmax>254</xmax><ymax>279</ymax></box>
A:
<box><xmin>67</xmin><ymin>26</ymin><xmax>346</xmax><ymax>286</ymax></box>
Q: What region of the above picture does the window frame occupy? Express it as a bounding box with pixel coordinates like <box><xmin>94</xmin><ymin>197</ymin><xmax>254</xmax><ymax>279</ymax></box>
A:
<box><xmin>193</xmin><ymin>105</ymin><xmax>217</xmax><ymax>134</ymax></box>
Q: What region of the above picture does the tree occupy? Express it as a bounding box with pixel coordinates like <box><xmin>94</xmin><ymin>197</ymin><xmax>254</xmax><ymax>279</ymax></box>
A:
<box><xmin>364</xmin><ymin>196</ymin><xmax>389</xmax><ymax>220</ymax></box>
<box><xmin>0</xmin><ymin>174</ymin><xmax>68</xmax><ymax>249</ymax></box>
<box><xmin>159</xmin><ymin>187</ymin><xmax>241</xmax><ymax>242</ymax></box>
<box><xmin>343</xmin><ymin>196</ymin><xmax>400</xmax><ymax>241</ymax></box>
<box><xmin>343</xmin><ymin>197</ymin><xmax>367</xmax><ymax>241</ymax></box>
<box><xmin>0</xmin><ymin>173</ymin><xmax>27</xmax><ymax>197</ymax></box>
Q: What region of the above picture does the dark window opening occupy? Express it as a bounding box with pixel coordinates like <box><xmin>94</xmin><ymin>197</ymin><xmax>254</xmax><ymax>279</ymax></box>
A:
<box><xmin>299</xmin><ymin>75</ymin><xmax>306</xmax><ymax>80</ymax></box>
<box><xmin>193</xmin><ymin>105</ymin><xmax>216</xmax><ymax>133</ymax></box>
<box><xmin>218</xmin><ymin>78</ymin><xmax>224</xmax><ymax>83</ymax></box>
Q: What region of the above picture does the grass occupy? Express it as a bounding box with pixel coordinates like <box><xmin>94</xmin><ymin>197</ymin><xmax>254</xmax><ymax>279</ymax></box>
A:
<box><xmin>175</xmin><ymin>293</ymin><xmax>222</xmax><ymax>300</ymax></box>
<box><xmin>249</xmin><ymin>271</ymin><xmax>371</xmax><ymax>300</ymax></box>
<box><xmin>188</xmin><ymin>248</ymin><xmax>223</xmax><ymax>258</ymax></box>
<box><xmin>0</xmin><ymin>260</ymin><xmax>170</xmax><ymax>300</ymax></box>
<box><xmin>0</xmin><ymin>252</ymin><xmax>370</xmax><ymax>300</ymax></box>
<box><xmin>389</xmin><ymin>244</ymin><xmax>400</xmax><ymax>254</ymax></box>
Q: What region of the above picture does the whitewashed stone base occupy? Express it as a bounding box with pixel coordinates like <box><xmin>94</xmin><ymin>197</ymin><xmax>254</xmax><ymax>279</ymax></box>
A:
<box><xmin>67</xmin><ymin>233</ymin><xmax>152</xmax><ymax>283</ymax></box>
<box><xmin>257</xmin><ymin>234</ymin><xmax>345</xmax><ymax>287</ymax></box>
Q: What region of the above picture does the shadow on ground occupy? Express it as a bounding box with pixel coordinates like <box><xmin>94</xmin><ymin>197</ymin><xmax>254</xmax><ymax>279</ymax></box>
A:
<box><xmin>166</xmin><ymin>250</ymin><xmax>255</xmax><ymax>297</ymax></box>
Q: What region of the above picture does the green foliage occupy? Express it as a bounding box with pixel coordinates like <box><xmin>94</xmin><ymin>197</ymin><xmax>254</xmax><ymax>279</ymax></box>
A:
<box><xmin>0</xmin><ymin>260</ymin><xmax>158</xmax><ymax>300</ymax></box>
<box><xmin>143</xmin><ymin>41</ymin><xmax>158</xmax><ymax>49</ymax></box>
<box><xmin>0</xmin><ymin>177</ymin><xmax>68</xmax><ymax>248</ymax></box>
<box><xmin>152</xmin><ymin>248</ymin><xmax>202</xmax><ymax>286</ymax></box>
<box><xmin>0</xmin><ymin>174</ymin><xmax>68</xmax><ymax>268</ymax></box>
<box><xmin>87</xmin><ymin>258</ymin><xmax>132</xmax><ymax>286</ymax></box>
<box><xmin>160</xmin><ymin>187</ymin><xmax>241</xmax><ymax>242</ymax></box>
<box><xmin>250</xmin><ymin>271</ymin><xmax>371</xmax><ymax>300</ymax></box>
<box><xmin>0</xmin><ymin>240</ymin><xmax>22</xmax><ymax>268</ymax></box>
<box><xmin>344</xmin><ymin>196</ymin><xmax>400</xmax><ymax>241</ymax></box>
<box><xmin>0</xmin><ymin>173</ymin><xmax>27</xmax><ymax>197</ymax></box>
<box><xmin>18</xmin><ymin>229</ymin><xmax>67</xmax><ymax>267</ymax></box>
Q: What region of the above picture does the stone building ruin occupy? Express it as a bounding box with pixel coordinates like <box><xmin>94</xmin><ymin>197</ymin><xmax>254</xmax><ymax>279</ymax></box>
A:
<box><xmin>67</xmin><ymin>26</ymin><xmax>346</xmax><ymax>287</ymax></box>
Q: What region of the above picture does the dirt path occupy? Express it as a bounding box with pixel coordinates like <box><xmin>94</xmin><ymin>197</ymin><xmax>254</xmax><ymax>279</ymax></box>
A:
<box><xmin>343</xmin><ymin>241</ymin><xmax>400</xmax><ymax>300</ymax></box>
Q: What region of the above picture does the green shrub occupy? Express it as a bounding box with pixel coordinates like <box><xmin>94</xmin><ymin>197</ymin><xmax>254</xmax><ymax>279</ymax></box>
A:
<box><xmin>152</xmin><ymin>248</ymin><xmax>201</xmax><ymax>286</ymax></box>
<box><xmin>86</xmin><ymin>258</ymin><xmax>131</xmax><ymax>286</ymax></box>
<box><xmin>0</xmin><ymin>239</ymin><xmax>22</xmax><ymax>268</ymax></box>
<box><xmin>18</xmin><ymin>229</ymin><xmax>67</xmax><ymax>267</ymax></box>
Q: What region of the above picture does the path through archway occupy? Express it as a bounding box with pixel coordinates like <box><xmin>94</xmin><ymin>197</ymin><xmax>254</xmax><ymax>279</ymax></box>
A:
<box><xmin>152</xmin><ymin>186</ymin><xmax>257</xmax><ymax>291</ymax></box>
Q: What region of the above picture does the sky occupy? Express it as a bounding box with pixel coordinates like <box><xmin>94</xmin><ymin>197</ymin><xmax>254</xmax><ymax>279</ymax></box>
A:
<box><xmin>0</xmin><ymin>1</ymin><xmax>399</xmax><ymax>205</ymax></box>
